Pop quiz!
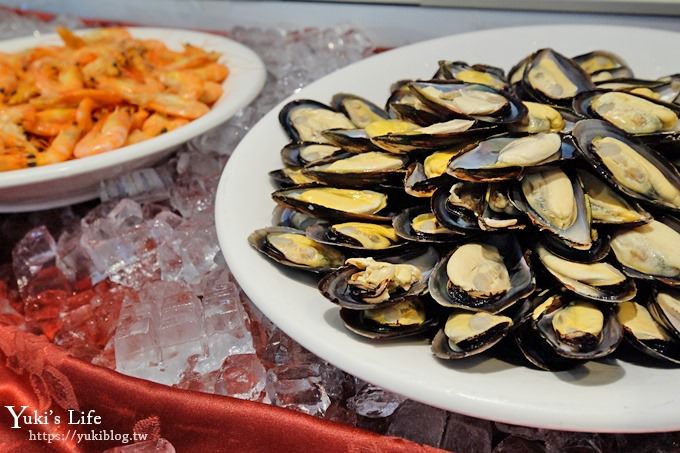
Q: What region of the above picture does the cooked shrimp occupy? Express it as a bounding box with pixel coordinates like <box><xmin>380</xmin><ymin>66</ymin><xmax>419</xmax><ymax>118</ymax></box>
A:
<box><xmin>35</xmin><ymin>125</ymin><xmax>81</xmax><ymax>165</ymax></box>
<box><xmin>74</xmin><ymin>108</ymin><xmax>132</xmax><ymax>157</ymax></box>
<box><xmin>56</xmin><ymin>26</ymin><xmax>86</xmax><ymax>49</ymax></box>
<box><xmin>157</xmin><ymin>71</ymin><xmax>204</xmax><ymax>100</ymax></box>
<box><xmin>0</xmin><ymin>63</ymin><xmax>18</xmax><ymax>101</ymax></box>
<box><xmin>25</xmin><ymin>108</ymin><xmax>76</xmax><ymax>136</ymax></box>
<box><xmin>200</xmin><ymin>81</ymin><xmax>223</xmax><ymax>104</ymax></box>
<box><xmin>187</xmin><ymin>63</ymin><xmax>229</xmax><ymax>83</ymax></box>
<box><xmin>133</xmin><ymin>93</ymin><xmax>209</xmax><ymax>119</ymax></box>
<box><xmin>75</xmin><ymin>97</ymin><xmax>96</xmax><ymax>130</ymax></box>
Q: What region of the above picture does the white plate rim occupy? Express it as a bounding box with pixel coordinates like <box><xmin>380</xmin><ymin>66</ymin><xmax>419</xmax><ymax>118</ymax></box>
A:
<box><xmin>0</xmin><ymin>27</ymin><xmax>266</xmax><ymax>189</ymax></box>
<box><xmin>216</xmin><ymin>24</ymin><xmax>680</xmax><ymax>433</ymax></box>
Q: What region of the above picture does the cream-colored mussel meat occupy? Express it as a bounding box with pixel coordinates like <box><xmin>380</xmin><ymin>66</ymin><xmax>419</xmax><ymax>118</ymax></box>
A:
<box><xmin>610</xmin><ymin>220</ymin><xmax>680</xmax><ymax>278</ymax></box>
<box><xmin>447</xmin><ymin>243</ymin><xmax>511</xmax><ymax>298</ymax></box>
<box><xmin>579</xmin><ymin>171</ymin><xmax>649</xmax><ymax>224</ymax></box>
<box><xmin>617</xmin><ymin>301</ymin><xmax>670</xmax><ymax>341</ymax></box>
<box><xmin>591</xmin><ymin>92</ymin><xmax>678</xmax><ymax>134</ymax></box>
<box><xmin>412</xmin><ymin>213</ymin><xmax>452</xmax><ymax>234</ymax></box>
<box><xmin>522</xmin><ymin>168</ymin><xmax>577</xmax><ymax>230</ymax></box>
<box><xmin>514</xmin><ymin>102</ymin><xmax>565</xmax><ymax>133</ymax></box>
<box><xmin>656</xmin><ymin>290</ymin><xmax>680</xmax><ymax>333</ymax></box>
<box><xmin>292</xmin><ymin>188</ymin><xmax>387</xmax><ymax>214</ymax></box>
<box><xmin>312</xmin><ymin>152</ymin><xmax>404</xmax><ymax>174</ymax></box>
<box><xmin>527</xmin><ymin>55</ymin><xmax>578</xmax><ymax>100</ymax></box>
<box><xmin>330</xmin><ymin>222</ymin><xmax>398</xmax><ymax>249</ymax></box>
<box><xmin>444</xmin><ymin>311</ymin><xmax>513</xmax><ymax>349</ymax></box>
<box><xmin>289</xmin><ymin>108</ymin><xmax>355</xmax><ymax>143</ymax></box>
<box><xmin>552</xmin><ymin>301</ymin><xmax>604</xmax><ymax>341</ymax></box>
<box><xmin>424</xmin><ymin>151</ymin><xmax>457</xmax><ymax>179</ymax></box>
<box><xmin>346</xmin><ymin>257</ymin><xmax>423</xmax><ymax>304</ymax></box>
<box><xmin>591</xmin><ymin>136</ymin><xmax>680</xmax><ymax>209</ymax></box>
<box><xmin>267</xmin><ymin>233</ymin><xmax>343</xmax><ymax>268</ymax></box>
<box><xmin>364</xmin><ymin>299</ymin><xmax>427</xmax><ymax>326</ymax></box>
<box><xmin>418</xmin><ymin>85</ymin><xmax>508</xmax><ymax>115</ymax></box>
<box><xmin>495</xmin><ymin>133</ymin><xmax>562</xmax><ymax>167</ymax></box>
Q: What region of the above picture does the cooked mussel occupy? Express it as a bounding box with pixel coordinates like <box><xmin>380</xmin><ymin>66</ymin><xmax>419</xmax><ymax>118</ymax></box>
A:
<box><xmin>610</xmin><ymin>218</ymin><xmax>680</xmax><ymax>286</ymax></box>
<box><xmin>281</xmin><ymin>142</ymin><xmax>344</xmax><ymax>168</ymax></box>
<box><xmin>272</xmin><ymin>206</ymin><xmax>321</xmax><ymax>230</ymax></box>
<box><xmin>248</xmin><ymin>226</ymin><xmax>345</xmax><ymax>273</ymax></box>
<box><xmin>510</xmin><ymin>167</ymin><xmax>594</xmax><ymax>249</ymax></box>
<box><xmin>573</xmin><ymin>90</ymin><xmax>679</xmax><ymax>135</ymax></box>
<box><xmin>279</xmin><ymin>99</ymin><xmax>355</xmax><ymax>143</ymax></box>
<box><xmin>577</xmin><ymin>170</ymin><xmax>651</xmax><ymax>225</ymax></box>
<box><xmin>318</xmin><ymin>247</ymin><xmax>438</xmax><ymax>309</ymax></box>
<box><xmin>616</xmin><ymin>301</ymin><xmax>680</xmax><ymax>364</ymax></box>
<box><xmin>428</xmin><ymin>234</ymin><xmax>535</xmax><ymax>313</ymax></box>
<box><xmin>573</xmin><ymin>119</ymin><xmax>680</xmax><ymax>212</ymax></box>
<box><xmin>392</xmin><ymin>206</ymin><xmax>463</xmax><ymax>243</ymax></box>
<box><xmin>649</xmin><ymin>287</ymin><xmax>680</xmax><ymax>339</ymax></box>
<box><xmin>535</xmin><ymin>295</ymin><xmax>623</xmax><ymax>359</ymax></box>
<box><xmin>409</xmin><ymin>81</ymin><xmax>527</xmax><ymax>124</ymax></box>
<box><xmin>522</xmin><ymin>48</ymin><xmax>594</xmax><ymax>105</ymax></box>
<box><xmin>365</xmin><ymin>118</ymin><xmax>492</xmax><ymax>154</ymax></box>
<box><xmin>305</xmin><ymin>221</ymin><xmax>407</xmax><ymax>252</ymax></box>
<box><xmin>448</xmin><ymin>133</ymin><xmax>565</xmax><ymax>182</ymax></box>
<box><xmin>302</xmin><ymin>151</ymin><xmax>408</xmax><ymax>187</ymax></box>
<box><xmin>431</xmin><ymin>309</ymin><xmax>514</xmax><ymax>359</ymax></box>
<box><xmin>535</xmin><ymin>244</ymin><xmax>636</xmax><ymax>302</ymax></box>
<box><xmin>434</xmin><ymin>61</ymin><xmax>507</xmax><ymax>90</ymax></box>
<box><xmin>404</xmin><ymin>150</ymin><xmax>458</xmax><ymax>197</ymax></box>
<box><xmin>478</xmin><ymin>183</ymin><xmax>526</xmax><ymax>231</ymax></box>
<box><xmin>431</xmin><ymin>182</ymin><xmax>483</xmax><ymax>232</ymax></box>
<box><xmin>573</xmin><ymin>50</ymin><xmax>632</xmax><ymax>82</ymax></box>
<box><xmin>269</xmin><ymin>167</ymin><xmax>319</xmax><ymax>188</ymax></box>
<box><xmin>386</xmin><ymin>80</ymin><xmax>444</xmax><ymax>126</ymax></box>
<box><xmin>331</xmin><ymin>93</ymin><xmax>389</xmax><ymax>128</ymax></box>
<box><xmin>340</xmin><ymin>297</ymin><xmax>439</xmax><ymax>339</ymax></box>
<box><xmin>272</xmin><ymin>185</ymin><xmax>394</xmax><ymax>223</ymax></box>
<box><xmin>321</xmin><ymin>128</ymin><xmax>382</xmax><ymax>153</ymax></box>
<box><xmin>510</xmin><ymin>102</ymin><xmax>566</xmax><ymax>133</ymax></box>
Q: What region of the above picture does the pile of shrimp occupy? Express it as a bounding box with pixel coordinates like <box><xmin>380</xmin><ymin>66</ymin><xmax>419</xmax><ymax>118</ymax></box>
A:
<box><xmin>0</xmin><ymin>27</ymin><xmax>229</xmax><ymax>171</ymax></box>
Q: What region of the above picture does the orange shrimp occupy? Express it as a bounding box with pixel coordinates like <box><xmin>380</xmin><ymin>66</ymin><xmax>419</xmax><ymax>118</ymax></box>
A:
<box><xmin>157</xmin><ymin>71</ymin><xmax>204</xmax><ymax>100</ymax></box>
<box><xmin>76</xmin><ymin>97</ymin><xmax>96</xmax><ymax>131</ymax></box>
<box><xmin>187</xmin><ymin>63</ymin><xmax>229</xmax><ymax>83</ymax></box>
<box><xmin>35</xmin><ymin>125</ymin><xmax>81</xmax><ymax>165</ymax></box>
<box><xmin>200</xmin><ymin>81</ymin><xmax>223</xmax><ymax>104</ymax></box>
<box><xmin>56</xmin><ymin>26</ymin><xmax>86</xmax><ymax>49</ymax></box>
<box><xmin>74</xmin><ymin>108</ymin><xmax>132</xmax><ymax>158</ymax></box>
<box><xmin>143</xmin><ymin>93</ymin><xmax>210</xmax><ymax>120</ymax></box>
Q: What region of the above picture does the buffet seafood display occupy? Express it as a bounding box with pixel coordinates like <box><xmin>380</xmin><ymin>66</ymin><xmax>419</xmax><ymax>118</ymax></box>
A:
<box><xmin>249</xmin><ymin>48</ymin><xmax>680</xmax><ymax>371</ymax></box>
<box><xmin>0</xmin><ymin>27</ymin><xmax>229</xmax><ymax>171</ymax></box>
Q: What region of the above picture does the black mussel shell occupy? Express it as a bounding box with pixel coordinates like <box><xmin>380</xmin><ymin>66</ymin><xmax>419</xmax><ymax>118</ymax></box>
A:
<box><xmin>279</xmin><ymin>99</ymin><xmax>354</xmax><ymax>143</ymax></box>
<box><xmin>281</xmin><ymin>142</ymin><xmax>344</xmax><ymax>168</ymax></box>
<box><xmin>534</xmin><ymin>243</ymin><xmax>636</xmax><ymax>303</ymax></box>
<box><xmin>340</xmin><ymin>297</ymin><xmax>440</xmax><ymax>340</ymax></box>
<box><xmin>331</xmin><ymin>93</ymin><xmax>389</xmax><ymax>128</ymax></box>
<box><xmin>318</xmin><ymin>246</ymin><xmax>438</xmax><ymax>310</ymax></box>
<box><xmin>269</xmin><ymin>168</ymin><xmax>320</xmax><ymax>189</ymax></box>
<box><xmin>538</xmin><ymin>231</ymin><xmax>611</xmax><ymax>263</ymax></box>
<box><xmin>248</xmin><ymin>226</ymin><xmax>344</xmax><ymax>273</ymax></box>
<box><xmin>392</xmin><ymin>206</ymin><xmax>465</xmax><ymax>243</ymax></box>
<box><xmin>649</xmin><ymin>286</ymin><xmax>680</xmax><ymax>339</ymax></box>
<box><xmin>478</xmin><ymin>183</ymin><xmax>526</xmax><ymax>231</ymax></box>
<box><xmin>301</xmin><ymin>152</ymin><xmax>408</xmax><ymax>187</ymax></box>
<box><xmin>305</xmin><ymin>221</ymin><xmax>409</xmax><ymax>254</ymax></box>
<box><xmin>271</xmin><ymin>184</ymin><xmax>397</xmax><ymax>223</ymax></box>
<box><xmin>573</xmin><ymin>90</ymin><xmax>680</xmax><ymax>137</ymax></box>
<box><xmin>408</xmin><ymin>80</ymin><xmax>527</xmax><ymax>124</ymax></box>
<box><xmin>535</xmin><ymin>293</ymin><xmax>623</xmax><ymax>360</ymax></box>
<box><xmin>617</xmin><ymin>301</ymin><xmax>680</xmax><ymax>365</ymax></box>
<box><xmin>428</xmin><ymin>233</ymin><xmax>535</xmax><ymax>313</ymax></box>
<box><xmin>430</xmin><ymin>183</ymin><xmax>482</xmax><ymax>233</ymax></box>
<box><xmin>572</xmin><ymin>119</ymin><xmax>680</xmax><ymax>213</ymax></box>
<box><xmin>447</xmin><ymin>132</ymin><xmax>568</xmax><ymax>182</ymax></box>
<box><xmin>521</xmin><ymin>48</ymin><xmax>595</xmax><ymax>106</ymax></box>
<box><xmin>433</xmin><ymin>60</ymin><xmax>507</xmax><ymax>90</ymax></box>
<box><xmin>272</xmin><ymin>206</ymin><xmax>321</xmax><ymax>230</ymax></box>
<box><xmin>573</xmin><ymin>50</ymin><xmax>631</xmax><ymax>82</ymax></box>
<box><xmin>322</xmin><ymin>128</ymin><xmax>383</xmax><ymax>153</ymax></box>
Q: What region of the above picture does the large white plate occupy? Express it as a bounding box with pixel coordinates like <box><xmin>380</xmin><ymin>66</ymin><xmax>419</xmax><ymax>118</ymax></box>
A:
<box><xmin>0</xmin><ymin>27</ymin><xmax>265</xmax><ymax>212</ymax></box>
<box><xmin>216</xmin><ymin>25</ymin><xmax>680</xmax><ymax>432</ymax></box>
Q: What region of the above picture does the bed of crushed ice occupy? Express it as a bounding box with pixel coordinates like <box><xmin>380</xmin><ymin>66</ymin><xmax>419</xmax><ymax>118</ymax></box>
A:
<box><xmin>1</xmin><ymin>10</ymin><xmax>678</xmax><ymax>452</ymax></box>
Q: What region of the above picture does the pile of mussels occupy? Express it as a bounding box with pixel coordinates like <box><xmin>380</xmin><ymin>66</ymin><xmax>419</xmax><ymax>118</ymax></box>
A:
<box><xmin>249</xmin><ymin>49</ymin><xmax>680</xmax><ymax>371</ymax></box>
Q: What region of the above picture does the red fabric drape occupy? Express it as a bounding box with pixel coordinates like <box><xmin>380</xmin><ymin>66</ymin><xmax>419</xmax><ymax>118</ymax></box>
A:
<box><xmin>0</xmin><ymin>325</ymin><xmax>444</xmax><ymax>452</ymax></box>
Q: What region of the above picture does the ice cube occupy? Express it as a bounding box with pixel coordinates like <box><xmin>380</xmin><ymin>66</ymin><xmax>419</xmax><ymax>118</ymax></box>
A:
<box><xmin>215</xmin><ymin>354</ymin><xmax>267</xmax><ymax>401</ymax></box>
<box><xmin>347</xmin><ymin>383</ymin><xmax>405</xmax><ymax>418</ymax></box>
